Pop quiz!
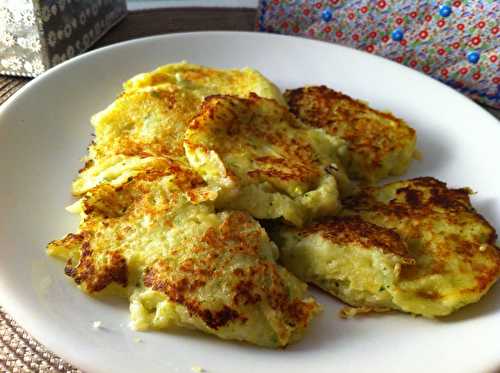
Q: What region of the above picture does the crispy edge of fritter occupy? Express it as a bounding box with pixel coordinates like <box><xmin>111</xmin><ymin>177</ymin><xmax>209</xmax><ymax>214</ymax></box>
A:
<box><xmin>343</xmin><ymin>177</ymin><xmax>497</xmax><ymax>235</ymax></box>
<box><xmin>183</xmin><ymin>93</ymin><xmax>345</xmax><ymax>225</ymax></box>
<box><xmin>274</xmin><ymin>215</ymin><xmax>415</xmax><ymax>313</ymax></box>
<box><xmin>295</xmin><ymin>215</ymin><xmax>414</xmax><ymax>262</ymax></box>
<box><xmin>122</xmin><ymin>62</ymin><xmax>286</xmax><ymax>105</ymax></box>
<box><xmin>50</xmin><ymin>173</ymin><xmax>322</xmax><ymax>346</ymax></box>
<box><xmin>185</xmin><ymin>93</ymin><xmax>325</xmax><ymax>185</ymax></box>
<box><xmin>284</xmin><ymin>85</ymin><xmax>417</xmax><ymax>182</ymax></box>
<box><xmin>341</xmin><ymin>176</ymin><xmax>500</xmax><ymax>316</ymax></box>
<box><xmin>49</xmin><ymin>168</ymin><xmax>195</xmax><ymax>294</ymax></box>
<box><xmin>142</xmin><ymin>210</ymin><xmax>321</xmax><ymax>347</ymax></box>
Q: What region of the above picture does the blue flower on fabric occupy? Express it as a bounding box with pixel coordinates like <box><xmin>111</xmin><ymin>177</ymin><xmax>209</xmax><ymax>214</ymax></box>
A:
<box><xmin>322</xmin><ymin>8</ymin><xmax>332</xmax><ymax>22</ymax></box>
<box><xmin>391</xmin><ymin>28</ymin><xmax>404</xmax><ymax>41</ymax></box>
<box><xmin>439</xmin><ymin>5</ymin><xmax>452</xmax><ymax>17</ymax></box>
<box><xmin>467</xmin><ymin>51</ymin><xmax>480</xmax><ymax>64</ymax></box>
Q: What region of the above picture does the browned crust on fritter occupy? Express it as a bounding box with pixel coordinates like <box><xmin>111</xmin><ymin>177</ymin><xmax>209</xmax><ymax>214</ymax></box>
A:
<box><xmin>342</xmin><ymin>177</ymin><xmax>500</xmax><ymax>291</ymax></box>
<box><xmin>80</xmin><ymin>156</ymin><xmax>205</xmax><ymax>191</ymax></box>
<box><xmin>129</xmin><ymin>66</ymin><xmax>239</xmax><ymax>90</ymax></box>
<box><xmin>186</xmin><ymin>93</ymin><xmax>322</xmax><ymax>186</ymax></box>
<box><xmin>77</xmin><ymin>156</ymin><xmax>208</xmax><ymax>206</ymax></box>
<box><xmin>343</xmin><ymin>177</ymin><xmax>494</xmax><ymax>234</ymax></box>
<box><xmin>144</xmin><ymin>262</ymin><xmax>246</xmax><ymax>330</ymax></box>
<box><xmin>295</xmin><ymin>215</ymin><xmax>413</xmax><ymax>260</ymax></box>
<box><xmin>284</xmin><ymin>85</ymin><xmax>415</xmax><ymax>177</ymax></box>
<box><xmin>143</xmin><ymin>211</ymin><xmax>316</xmax><ymax>331</ymax></box>
<box><xmin>90</xmin><ymin>89</ymin><xmax>191</xmax><ymax>161</ymax></box>
<box><xmin>60</xmin><ymin>234</ymin><xmax>128</xmax><ymax>293</ymax></box>
<box><xmin>78</xmin><ymin>159</ymin><xmax>94</xmax><ymax>174</ymax></box>
<box><xmin>52</xmin><ymin>171</ymin><xmax>194</xmax><ymax>293</ymax></box>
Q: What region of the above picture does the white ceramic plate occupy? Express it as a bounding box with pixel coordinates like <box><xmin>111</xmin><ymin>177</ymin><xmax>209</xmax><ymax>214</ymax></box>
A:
<box><xmin>1</xmin><ymin>32</ymin><xmax>499</xmax><ymax>373</ymax></box>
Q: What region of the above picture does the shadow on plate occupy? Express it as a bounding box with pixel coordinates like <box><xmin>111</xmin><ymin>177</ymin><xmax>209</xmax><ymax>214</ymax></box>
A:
<box><xmin>472</xmin><ymin>197</ymin><xmax>500</xmax><ymax>232</ymax></box>
<box><xmin>404</xmin><ymin>123</ymin><xmax>453</xmax><ymax>178</ymax></box>
<box><xmin>145</xmin><ymin>325</ymin><xmax>281</xmax><ymax>352</ymax></box>
<box><xmin>441</xmin><ymin>282</ymin><xmax>500</xmax><ymax>323</ymax></box>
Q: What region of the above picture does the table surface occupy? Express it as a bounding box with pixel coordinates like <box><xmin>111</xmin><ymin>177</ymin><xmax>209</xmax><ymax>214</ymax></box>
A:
<box><xmin>0</xmin><ymin>7</ymin><xmax>498</xmax><ymax>373</ymax></box>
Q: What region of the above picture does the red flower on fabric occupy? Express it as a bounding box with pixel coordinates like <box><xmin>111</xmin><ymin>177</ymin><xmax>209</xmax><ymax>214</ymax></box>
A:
<box><xmin>410</xmin><ymin>60</ymin><xmax>417</xmax><ymax>67</ymax></box>
<box><xmin>329</xmin><ymin>0</ymin><xmax>339</xmax><ymax>4</ymax></box>
<box><xmin>425</xmin><ymin>15</ymin><xmax>432</xmax><ymax>22</ymax></box>
<box><xmin>361</xmin><ymin>6</ymin><xmax>369</xmax><ymax>14</ymax></box>
<box><xmin>471</xmin><ymin>36</ymin><xmax>481</xmax><ymax>46</ymax></box>
<box><xmin>336</xmin><ymin>31</ymin><xmax>343</xmax><ymax>38</ymax></box>
<box><xmin>457</xmin><ymin>24</ymin><xmax>465</xmax><ymax>31</ymax></box>
<box><xmin>366</xmin><ymin>45</ymin><xmax>375</xmax><ymax>53</ymax></box>
<box><xmin>382</xmin><ymin>35</ymin><xmax>389</xmax><ymax>42</ymax></box>
<box><xmin>477</xmin><ymin>21</ymin><xmax>485</xmax><ymax>29</ymax></box>
<box><xmin>348</xmin><ymin>13</ymin><xmax>355</xmax><ymax>20</ymax></box>
<box><xmin>369</xmin><ymin>31</ymin><xmax>377</xmax><ymax>38</ymax></box>
<box><xmin>308</xmin><ymin>29</ymin><xmax>316</xmax><ymax>37</ymax></box>
<box><xmin>490</xmin><ymin>55</ymin><xmax>498</xmax><ymax>63</ymax></box>
<box><xmin>493</xmin><ymin>77</ymin><xmax>500</xmax><ymax>84</ymax></box>
<box><xmin>323</xmin><ymin>26</ymin><xmax>332</xmax><ymax>33</ymax></box>
<box><xmin>396</xmin><ymin>56</ymin><xmax>404</xmax><ymax>63</ymax></box>
<box><xmin>472</xmin><ymin>72</ymin><xmax>481</xmax><ymax>80</ymax></box>
<box><xmin>459</xmin><ymin>67</ymin><xmax>468</xmax><ymax>75</ymax></box>
<box><xmin>352</xmin><ymin>34</ymin><xmax>360</xmax><ymax>41</ymax></box>
<box><xmin>452</xmin><ymin>42</ymin><xmax>460</xmax><ymax>49</ymax></box>
<box><xmin>400</xmin><ymin>39</ymin><xmax>408</xmax><ymax>46</ymax></box>
<box><xmin>281</xmin><ymin>21</ymin><xmax>289</xmax><ymax>29</ymax></box>
<box><xmin>273</xmin><ymin>0</ymin><xmax>280</xmax><ymax>4</ymax></box>
<box><xmin>438</xmin><ymin>48</ymin><xmax>446</xmax><ymax>55</ymax></box>
<box><xmin>293</xmin><ymin>25</ymin><xmax>300</xmax><ymax>33</ymax></box>
<box><xmin>437</xmin><ymin>19</ymin><xmax>445</xmax><ymax>27</ymax></box>
<box><xmin>492</xmin><ymin>26</ymin><xmax>499</xmax><ymax>35</ymax></box>
<box><xmin>377</xmin><ymin>0</ymin><xmax>386</xmax><ymax>9</ymax></box>
<box><xmin>396</xmin><ymin>17</ymin><xmax>404</xmax><ymax>25</ymax></box>
<box><xmin>441</xmin><ymin>68</ymin><xmax>448</xmax><ymax>76</ymax></box>
<box><xmin>410</xmin><ymin>11</ymin><xmax>417</xmax><ymax>18</ymax></box>
<box><xmin>303</xmin><ymin>8</ymin><xmax>310</xmax><ymax>16</ymax></box>
<box><xmin>423</xmin><ymin>65</ymin><xmax>431</xmax><ymax>73</ymax></box>
<box><xmin>315</xmin><ymin>2</ymin><xmax>322</xmax><ymax>9</ymax></box>
<box><xmin>419</xmin><ymin>30</ymin><xmax>428</xmax><ymax>39</ymax></box>
<box><xmin>453</xmin><ymin>0</ymin><xmax>461</xmax><ymax>7</ymax></box>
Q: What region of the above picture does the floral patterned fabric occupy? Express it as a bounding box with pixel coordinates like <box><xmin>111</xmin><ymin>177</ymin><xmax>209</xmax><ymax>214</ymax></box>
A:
<box><xmin>257</xmin><ymin>0</ymin><xmax>499</xmax><ymax>109</ymax></box>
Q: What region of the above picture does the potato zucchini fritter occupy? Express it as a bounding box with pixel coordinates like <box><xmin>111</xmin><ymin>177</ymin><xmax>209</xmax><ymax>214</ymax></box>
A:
<box><xmin>285</xmin><ymin>86</ymin><xmax>416</xmax><ymax>183</ymax></box>
<box><xmin>73</xmin><ymin>62</ymin><xmax>284</xmax><ymax>196</ymax></box>
<box><xmin>275</xmin><ymin>177</ymin><xmax>500</xmax><ymax>317</ymax></box>
<box><xmin>124</xmin><ymin>62</ymin><xmax>285</xmax><ymax>105</ymax></box>
<box><xmin>184</xmin><ymin>94</ymin><xmax>351</xmax><ymax>226</ymax></box>
<box><xmin>132</xmin><ymin>210</ymin><xmax>320</xmax><ymax>347</ymax></box>
<box><xmin>273</xmin><ymin>216</ymin><xmax>415</xmax><ymax>313</ymax></box>
<box><xmin>49</xmin><ymin>167</ymin><xmax>320</xmax><ymax>347</ymax></box>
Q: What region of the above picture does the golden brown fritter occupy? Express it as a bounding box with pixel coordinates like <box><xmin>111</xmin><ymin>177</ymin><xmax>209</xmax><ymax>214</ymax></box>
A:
<box><xmin>285</xmin><ymin>86</ymin><xmax>416</xmax><ymax>183</ymax></box>
<box><xmin>49</xmin><ymin>168</ymin><xmax>320</xmax><ymax>347</ymax></box>
<box><xmin>276</xmin><ymin>177</ymin><xmax>500</xmax><ymax>317</ymax></box>
<box><xmin>273</xmin><ymin>216</ymin><xmax>415</xmax><ymax>313</ymax></box>
<box><xmin>49</xmin><ymin>169</ymin><xmax>206</xmax><ymax>294</ymax></box>
<box><xmin>124</xmin><ymin>62</ymin><xmax>285</xmax><ymax>105</ymax></box>
<box><xmin>184</xmin><ymin>93</ymin><xmax>351</xmax><ymax>226</ymax></box>
<box><xmin>342</xmin><ymin>177</ymin><xmax>500</xmax><ymax>316</ymax></box>
<box><xmin>73</xmin><ymin>62</ymin><xmax>285</xmax><ymax>196</ymax></box>
<box><xmin>297</xmin><ymin>216</ymin><xmax>411</xmax><ymax>258</ymax></box>
<box><xmin>136</xmin><ymin>210</ymin><xmax>321</xmax><ymax>347</ymax></box>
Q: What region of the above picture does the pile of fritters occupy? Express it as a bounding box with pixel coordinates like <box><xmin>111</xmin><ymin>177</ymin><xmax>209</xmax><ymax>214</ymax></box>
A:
<box><xmin>48</xmin><ymin>62</ymin><xmax>500</xmax><ymax>348</ymax></box>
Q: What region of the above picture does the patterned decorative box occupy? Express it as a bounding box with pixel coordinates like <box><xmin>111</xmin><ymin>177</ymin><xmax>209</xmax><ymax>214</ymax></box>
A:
<box><xmin>0</xmin><ymin>0</ymin><xmax>127</xmax><ymax>77</ymax></box>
